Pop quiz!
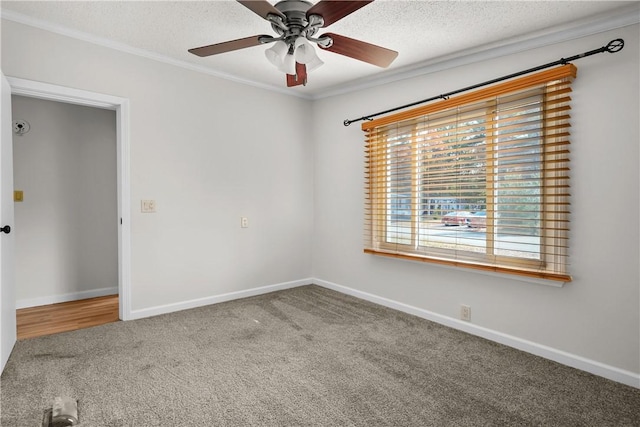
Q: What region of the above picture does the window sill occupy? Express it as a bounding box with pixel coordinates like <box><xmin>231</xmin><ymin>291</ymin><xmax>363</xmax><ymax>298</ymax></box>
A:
<box><xmin>364</xmin><ymin>249</ymin><xmax>571</xmax><ymax>287</ymax></box>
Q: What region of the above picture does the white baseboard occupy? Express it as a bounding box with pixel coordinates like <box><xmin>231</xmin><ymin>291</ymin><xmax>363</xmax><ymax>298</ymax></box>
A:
<box><xmin>128</xmin><ymin>278</ymin><xmax>313</xmax><ymax>320</ymax></box>
<box><xmin>313</xmin><ymin>278</ymin><xmax>640</xmax><ymax>389</ymax></box>
<box><xmin>16</xmin><ymin>287</ymin><xmax>118</xmax><ymax>309</ymax></box>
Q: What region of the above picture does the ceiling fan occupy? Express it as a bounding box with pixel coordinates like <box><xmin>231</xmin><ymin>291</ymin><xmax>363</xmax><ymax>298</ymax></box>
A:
<box><xmin>188</xmin><ymin>0</ymin><xmax>398</xmax><ymax>87</ymax></box>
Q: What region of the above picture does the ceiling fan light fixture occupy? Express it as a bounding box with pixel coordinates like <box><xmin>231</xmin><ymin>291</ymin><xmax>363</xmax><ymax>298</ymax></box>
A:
<box><xmin>280</xmin><ymin>52</ymin><xmax>297</xmax><ymax>75</ymax></box>
<box><xmin>303</xmin><ymin>54</ymin><xmax>324</xmax><ymax>73</ymax></box>
<box><xmin>294</xmin><ymin>37</ymin><xmax>323</xmax><ymax>72</ymax></box>
<box><xmin>293</xmin><ymin>37</ymin><xmax>313</xmax><ymax>62</ymax></box>
<box><xmin>265</xmin><ymin>40</ymin><xmax>288</xmax><ymax>68</ymax></box>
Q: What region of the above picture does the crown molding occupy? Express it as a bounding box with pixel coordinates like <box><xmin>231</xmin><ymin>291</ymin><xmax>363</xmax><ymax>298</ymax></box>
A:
<box><xmin>314</xmin><ymin>2</ymin><xmax>640</xmax><ymax>100</ymax></box>
<box><xmin>2</xmin><ymin>3</ymin><xmax>638</xmax><ymax>101</ymax></box>
<box><xmin>0</xmin><ymin>9</ymin><xmax>313</xmax><ymax>100</ymax></box>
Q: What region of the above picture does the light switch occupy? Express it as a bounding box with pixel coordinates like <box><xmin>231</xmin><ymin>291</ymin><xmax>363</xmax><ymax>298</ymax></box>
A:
<box><xmin>141</xmin><ymin>200</ymin><xmax>156</xmax><ymax>213</ymax></box>
<box><xmin>14</xmin><ymin>190</ymin><xmax>23</xmax><ymax>202</ymax></box>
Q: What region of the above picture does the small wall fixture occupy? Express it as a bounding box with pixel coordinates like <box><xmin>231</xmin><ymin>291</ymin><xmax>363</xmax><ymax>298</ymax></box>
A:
<box><xmin>13</xmin><ymin>119</ymin><xmax>30</xmax><ymax>135</ymax></box>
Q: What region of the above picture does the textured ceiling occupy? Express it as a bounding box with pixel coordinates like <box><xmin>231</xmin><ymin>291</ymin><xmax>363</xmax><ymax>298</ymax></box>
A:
<box><xmin>1</xmin><ymin>1</ymin><xmax>636</xmax><ymax>97</ymax></box>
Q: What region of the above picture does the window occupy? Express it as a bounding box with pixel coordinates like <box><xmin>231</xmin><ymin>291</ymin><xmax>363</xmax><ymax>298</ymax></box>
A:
<box><xmin>363</xmin><ymin>65</ymin><xmax>575</xmax><ymax>282</ymax></box>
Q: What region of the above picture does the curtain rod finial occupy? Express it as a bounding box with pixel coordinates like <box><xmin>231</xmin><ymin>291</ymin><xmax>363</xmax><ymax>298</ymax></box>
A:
<box><xmin>606</xmin><ymin>39</ymin><xmax>624</xmax><ymax>53</ymax></box>
<box><xmin>344</xmin><ymin>117</ymin><xmax>373</xmax><ymax>126</ymax></box>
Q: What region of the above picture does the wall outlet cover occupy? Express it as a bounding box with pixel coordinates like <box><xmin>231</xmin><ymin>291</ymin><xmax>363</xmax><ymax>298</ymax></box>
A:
<box><xmin>141</xmin><ymin>200</ymin><xmax>156</xmax><ymax>213</ymax></box>
<box><xmin>460</xmin><ymin>304</ymin><xmax>471</xmax><ymax>322</ymax></box>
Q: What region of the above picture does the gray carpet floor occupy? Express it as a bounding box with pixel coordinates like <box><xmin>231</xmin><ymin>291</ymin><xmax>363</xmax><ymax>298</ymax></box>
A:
<box><xmin>1</xmin><ymin>285</ymin><xmax>639</xmax><ymax>426</ymax></box>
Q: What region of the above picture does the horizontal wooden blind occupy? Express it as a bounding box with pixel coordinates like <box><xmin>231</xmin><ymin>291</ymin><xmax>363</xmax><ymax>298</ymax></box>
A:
<box><xmin>364</xmin><ymin>65</ymin><xmax>576</xmax><ymax>282</ymax></box>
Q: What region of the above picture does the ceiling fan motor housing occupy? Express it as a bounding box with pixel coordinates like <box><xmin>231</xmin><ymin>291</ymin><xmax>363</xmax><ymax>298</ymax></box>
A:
<box><xmin>271</xmin><ymin>0</ymin><xmax>323</xmax><ymax>44</ymax></box>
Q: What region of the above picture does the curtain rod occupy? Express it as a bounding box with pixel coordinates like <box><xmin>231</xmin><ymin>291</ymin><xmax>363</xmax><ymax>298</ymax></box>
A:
<box><xmin>343</xmin><ymin>38</ymin><xmax>624</xmax><ymax>127</ymax></box>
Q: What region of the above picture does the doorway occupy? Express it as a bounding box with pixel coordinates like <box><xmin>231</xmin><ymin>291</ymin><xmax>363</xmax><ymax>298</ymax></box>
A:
<box><xmin>13</xmin><ymin>96</ymin><xmax>119</xmax><ymax>320</ymax></box>
<box><xmin>6</xmin><ymin>77</ymin><xmax>131</xmax><ymax>325</ymax></box>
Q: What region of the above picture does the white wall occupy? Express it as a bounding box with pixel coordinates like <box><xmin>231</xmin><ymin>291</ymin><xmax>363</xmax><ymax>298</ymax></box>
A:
<box><xmin>12</xmin><ymin>95</ymin><xmax>117</xmax><ymax>306</ymax></box>
<box><xmin>1</xmin><ymin>14</ymin><xmax>638</xmax><ymax>382</ymax></box>
<box><xmin>312</xmin><ymin>25</ymin><xmax>640</xmax><ymax>376</ymax></box>
<box><xmin>1</xmin><ymin>20</ymin><xmax>314</xmax><ymax>311</ymax></box>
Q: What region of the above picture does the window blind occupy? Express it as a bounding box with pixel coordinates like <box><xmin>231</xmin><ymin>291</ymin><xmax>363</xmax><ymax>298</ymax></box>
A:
<box><xmin>363</xmin><ymin>65</ymin><xmax>576</xmax><ymax>282</ymax></box>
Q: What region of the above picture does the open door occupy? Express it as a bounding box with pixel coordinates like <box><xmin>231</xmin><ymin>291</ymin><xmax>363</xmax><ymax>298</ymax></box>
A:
<box><xmin>0</xmin><ymin>71</ymin><xmax>16</xmax><ymax>372</ymax></box>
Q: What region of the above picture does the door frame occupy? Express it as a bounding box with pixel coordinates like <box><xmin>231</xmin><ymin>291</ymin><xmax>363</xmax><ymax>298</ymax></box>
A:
<box><xmin>1</xmin><ymin>72</ymin><xmax>17</xmax><ymax>372</ymax></box>
<box><xmin>7</xmin><ymin>77</ymin><xmax>132</xmax><ymax>320</ymax></box>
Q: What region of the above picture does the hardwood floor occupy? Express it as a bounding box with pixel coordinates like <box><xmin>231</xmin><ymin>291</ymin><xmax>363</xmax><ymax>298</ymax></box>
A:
<box><xmin>16</xmin><ymin>295</ymin><xmax>120</xmax><ymax>340</ymax></box>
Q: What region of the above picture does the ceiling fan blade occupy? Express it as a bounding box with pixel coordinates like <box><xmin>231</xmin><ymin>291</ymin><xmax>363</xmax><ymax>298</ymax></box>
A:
<box><xmin>319</xmin><ymin>33</ymin><xmax>398</xmax><ymax>68</ymax></box>
<box><xmin>237</xmin><ymin>0</ymin><xmax>285</xmax><ymax>20</ymax></box>
<box><xmin>306</xmin><ymin>1</ymin><xmax>373</xmax><ymax>27</ymax></box>
<box><xmin>188</xmin><ymin>35</ymin><xmax>270</xmax><ymax>57</ymax></box>
<box><xmin>287</xmin><ymin>63</ymin><xmax>308</xmax><ymax>87</ymax></box>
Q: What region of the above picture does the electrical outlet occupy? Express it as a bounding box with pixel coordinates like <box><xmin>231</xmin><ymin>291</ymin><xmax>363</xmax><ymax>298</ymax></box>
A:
<box><xmin>460</xmin><ymin>305</ymin><xmax>471</xmax><ymax>322</ymax></box>
<box><xmin>241</xmin><ymin>217</ymin><xmax>249</xmax><ymax>228</ymax></box>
